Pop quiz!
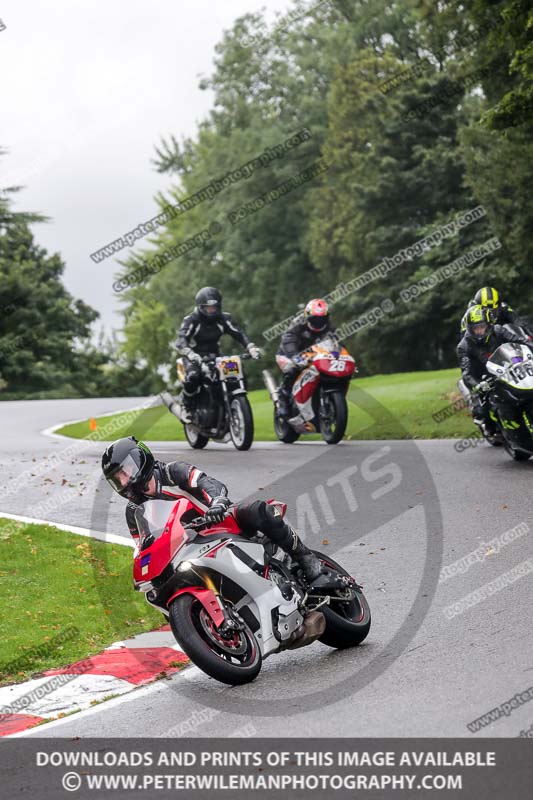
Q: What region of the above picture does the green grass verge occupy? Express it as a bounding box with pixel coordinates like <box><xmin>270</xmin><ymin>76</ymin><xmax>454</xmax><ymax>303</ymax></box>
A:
<box><xmin>56</xmin><ymin>368</ymin><xmax>477</xmax><ymax>442</ymax></box>
<box><xmin>0</xmin><ymin>519</ymin><xmax>163</xmax><ymax>686</ymax></box>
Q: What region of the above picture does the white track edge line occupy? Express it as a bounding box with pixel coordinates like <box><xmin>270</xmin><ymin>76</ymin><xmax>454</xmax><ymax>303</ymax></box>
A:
<box><xmin>41</xmin><ymin>398</ymin><xmax>160</xmax><ymax>441</ymax></box>
<box><xmin>0</xmin><ymin>512</ymin><xmax>134</xmax><ymax>547</ymax></box>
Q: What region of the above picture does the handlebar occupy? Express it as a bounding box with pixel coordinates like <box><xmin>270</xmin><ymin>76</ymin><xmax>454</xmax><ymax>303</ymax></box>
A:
<box><xmin>199</xmin><ymin>352</ymin><xmax>252</xmax><ymax>364</ymax></box>
<box><xmin>185</xmin><ymin>516</ymin><xmax>209</xmax><ymax>532</ymax></box>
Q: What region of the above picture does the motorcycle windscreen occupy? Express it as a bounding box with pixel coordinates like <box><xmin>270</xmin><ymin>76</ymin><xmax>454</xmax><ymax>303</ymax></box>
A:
<box><xmin>486</xmin><ymin>343</ymin><xmax>527</xmax><ymax>373</ymax></box>
<box><xmin>134</xmin><ymin>499</ymin><xmax>177</xmax><ymax>544</ymax></box>
<box><xmin>314</xmin><ymin>334</ymin><xmax>340</xmax><ymax>352</ymax></box>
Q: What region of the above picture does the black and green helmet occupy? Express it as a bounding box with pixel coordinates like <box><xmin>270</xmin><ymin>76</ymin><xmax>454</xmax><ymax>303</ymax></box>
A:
<box><xmin>474</xmin><ymin>286</ymin><xmax>500</xmax><ymax>310</ymax></box>
<box><xmin>465</xmin><ymin>304</ymin><xmax>492</xmax><ymax>344</ymax></box>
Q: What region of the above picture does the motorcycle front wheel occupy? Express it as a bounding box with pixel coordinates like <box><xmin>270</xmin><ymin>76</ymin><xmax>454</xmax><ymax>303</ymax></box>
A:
<box><xmin>319</xmin><ymin>391</ymin><xmax>348</xmax><ymax>445</ymax></box>
<box><xmin>169</xmin><ymin>594</ymin><xmax>262</xmax><ymax>685</ymax></box>
<box><xmin>503</xmin><ymin>442</ymin><xmax>532</xmax><ymax>461</ymax></box>
<box><xmin>229</xmin><ymin>395</ymin><xmax>254</xmax><ymax>451</ymax></box>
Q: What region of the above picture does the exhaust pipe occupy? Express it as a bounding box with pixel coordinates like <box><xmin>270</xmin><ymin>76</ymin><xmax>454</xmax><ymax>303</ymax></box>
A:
<box><xmin>457</xmin><ymin>379</ymin><xmax>472</xmax><ymax>406</ymax></box>
<box><xmin>262</xmin><ymin>369</ymin><xmax>279</xmax><ymax>403</ymax></box>
<box><xmin>286</xmin><ymin>611</ymin><xmax>326</xmax><ymax>650</ymax></box>
<box><xmin>159</xmin><ymin>391</ymin><xmax>183</xmax><ymax>422</ymax></box>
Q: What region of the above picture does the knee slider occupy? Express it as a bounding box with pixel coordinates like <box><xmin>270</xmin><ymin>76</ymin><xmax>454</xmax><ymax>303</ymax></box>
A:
<box><xmin>261</xmin><ymin>501</ymin><xmax>285</xmax><ymax>530</ymax></box>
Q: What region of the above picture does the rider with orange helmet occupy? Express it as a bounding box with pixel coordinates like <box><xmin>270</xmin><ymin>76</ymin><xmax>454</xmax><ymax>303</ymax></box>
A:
<box><xmin>276</xmin><ymin>298</ymin><xmax>334</xmax><ymax>417</ymax></box>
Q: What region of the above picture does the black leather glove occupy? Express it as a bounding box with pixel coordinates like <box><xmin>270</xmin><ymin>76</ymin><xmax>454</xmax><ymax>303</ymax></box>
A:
<box><xmin>186</xmin><ymin>350</ymin><xmax>202</xmax><ymax>365</ymax></box>
<box><xmin>204</xmin><ymin>496</ymin><xmax>231</xmax><ymax>525</ymax></box>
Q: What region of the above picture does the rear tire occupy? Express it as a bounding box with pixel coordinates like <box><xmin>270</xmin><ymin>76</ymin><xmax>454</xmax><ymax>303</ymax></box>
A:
<box><xmin>183</xmin><ymin>424</ymin><xmax>209</xmax><ymax>449</ymax></box>
<box><xmin>169</xmin><ymin>594</ymin><xmax>262</xmax><ymax>685</ymax></box>
<box><xmin>274</xmin><ymin>410</ymin><xmax>300</xmax><ymax>443</ymax></box>
<box><xmin>229</xmin><ymin>396</ymin><xmax>254</xmax><ymax>451</ymax></box>
<box><xmin>312</xmin><ymin>551</ymin><xmax>371</xmax><ymax>649</ymax></box>
<box><xmin>320</xmin><ymin>391</ymin><xmax>348</xmax><ymax>445</ymax></box>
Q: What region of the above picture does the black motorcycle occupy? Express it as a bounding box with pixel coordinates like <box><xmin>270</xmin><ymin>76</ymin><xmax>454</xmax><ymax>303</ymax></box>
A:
<box><xmin>161</xmin><ymin>353</ymin><xmax>254</xmax><ymax>451</ymax></box>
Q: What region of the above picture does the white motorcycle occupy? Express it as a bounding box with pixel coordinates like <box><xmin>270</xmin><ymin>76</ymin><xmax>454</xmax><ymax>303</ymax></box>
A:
<box><xmin>133</xmin><ymin>497</ymin><xmax>371</xmax><ymax>685</ymax></box>
<box><xmin>458</xmin><ymin>325</ymin><xmax>533</xmax><ymax>459</ymax></box>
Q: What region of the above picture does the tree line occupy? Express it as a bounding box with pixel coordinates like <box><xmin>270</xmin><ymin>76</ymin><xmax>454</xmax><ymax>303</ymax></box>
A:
<box><xmin>2</xmin><ymin>0</ymin><xmax>531</xmax><ymax>397</ymax></box>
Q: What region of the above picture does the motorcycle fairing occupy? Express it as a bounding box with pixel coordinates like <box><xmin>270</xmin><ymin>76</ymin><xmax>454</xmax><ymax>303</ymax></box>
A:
<box><xmin>293</xmin><ymin>365</ymin><xmax>320</xmax><ymax>411</ymax></box>
<box><xmin>172</xmin><ymin>538</ymin><xmax>302</xmax><ymax>656</ymax></box>
<box><xmin>486</xmin><ymin>343</ymin><xmax>533</xmax><ymax>392</ymax></box>
<box><xmin>133</xmin><ymin>497</ymin><xmax>303</xmax><ymax>656</ymax></box>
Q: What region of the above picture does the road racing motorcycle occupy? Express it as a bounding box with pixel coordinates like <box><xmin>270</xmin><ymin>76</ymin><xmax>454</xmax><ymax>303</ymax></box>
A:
<box><xmin>458</xmin><ymin>325</ymin><xmax>533</xmax><ymax>460</ymax></box>
<box><xmin>161</xmin><ymin>353</ymin><xmax>254</xmax><ymax>451</ymax></box>
<box><xmin>263</xmin><ymin>335</ymin><xmax>357</xmax><ymax>445</ymax></box>
<box><xmin>133</xmin><ymin>497</ymin><xmax>371</xmax><ymax>685</ymax></box>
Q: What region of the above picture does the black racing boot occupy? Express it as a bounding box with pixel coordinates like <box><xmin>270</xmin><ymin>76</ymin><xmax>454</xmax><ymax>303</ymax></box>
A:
<box><xmin>277</xmin><ymin>371</ymin><xmax>298</xmax><ymax>418</ymax></box>
<box><xmin>277</xmin><ymin>387</ymin><xmax>292</xmax><ymax>418</ymax></box>
<box><xmin>242</xmin><ymin>500</ymin><xmax>325</xmax><ymax>582</ymax></box>
<box><xmin>289</xmin><ymin>534</ymin><xmax>324</xmax><ymax>583</ymax></box>
<box><xmin>180</xmin><ymin>390</ymin><xmax>196</xmax><ymax>423</ymax></box>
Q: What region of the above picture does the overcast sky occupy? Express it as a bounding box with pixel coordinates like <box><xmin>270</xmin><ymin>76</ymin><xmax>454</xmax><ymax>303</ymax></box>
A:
<box><xmin>1</xmin><ymin>0</ymin><xmax>291</xmax><ymax>336</ymax></box>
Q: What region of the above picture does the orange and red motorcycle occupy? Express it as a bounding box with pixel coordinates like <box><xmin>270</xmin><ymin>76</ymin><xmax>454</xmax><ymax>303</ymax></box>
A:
<box><xmin>263</xmin><ymin>335</ymin><xmax>357</xmax><ymax>444</ymax></box>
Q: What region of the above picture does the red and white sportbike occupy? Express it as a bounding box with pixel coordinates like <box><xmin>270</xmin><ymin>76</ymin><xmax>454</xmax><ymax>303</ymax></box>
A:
<box><xmin>133</xmin><ymin>497</ymin><xmax>370</xmax><ymax>685</ymax></box>
<box><xmin>263</xmin><ymin>335</ymin><xmax>357</xmax><ymax>445</ymax></box>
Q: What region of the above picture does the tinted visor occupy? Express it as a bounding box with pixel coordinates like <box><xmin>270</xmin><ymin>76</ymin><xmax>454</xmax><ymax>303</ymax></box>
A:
<box><xmin>307</xmin><ymin>315</ymin><xmax>328</xmax><ymax>331</ymax></box>
<box><xmin>470</xmin><ymin>322</ymin><xmax>488</xmax><ymax>338</ymax></box>
<box><xmin>199</xmin><ymin>300</ymin><xmax>220</xmax><ymax>316</ymax></box>
<box><xmin>106</xmin><ymin>452</ymin><xmax>143</xmax><ymax>493</ymax></box>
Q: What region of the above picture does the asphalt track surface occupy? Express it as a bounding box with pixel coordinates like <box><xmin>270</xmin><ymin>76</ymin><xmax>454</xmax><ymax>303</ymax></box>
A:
<box><xmin>2</xmin><ymin>397</ymin><xmax>532</xmax><ymax>738</ymax></box>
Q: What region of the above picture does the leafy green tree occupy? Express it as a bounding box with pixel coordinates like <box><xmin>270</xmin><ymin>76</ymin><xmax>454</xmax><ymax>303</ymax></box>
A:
<box><xmin>116</xmin><ymin>0</ymin><xmax>532</xmax><ymax>380</ymax></box>
<box><xmin>0</xmin><ymin>171</ymin><xmax>109</xmax><ymax>397</ymax></box>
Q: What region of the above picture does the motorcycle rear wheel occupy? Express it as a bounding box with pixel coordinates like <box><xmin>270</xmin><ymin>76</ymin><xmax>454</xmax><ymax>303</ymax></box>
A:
<box><xmin>169</xmin><ymin>594</ymin><xmax>262</xmax><ymax>685</ymax></box>
<box><xmin>311</xmin><ymin>551</ymin><xmax>371</xmax><ymax>649</ymax></box>
<box><xmin>319</xmin><ymin>391</ymin><xmax>348</xmax><ymax>445</ymax></box>
<box><xmin>183</xmin><ymin>424</ymin><xmax>209</xmax><ymax>449</ymax></box>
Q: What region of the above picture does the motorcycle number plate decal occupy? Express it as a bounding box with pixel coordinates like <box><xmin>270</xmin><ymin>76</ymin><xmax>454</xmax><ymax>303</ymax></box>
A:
<box><xmin>217</xmin><ymin>357</ymin><xmax>243</xmax><ymax>379</ymax></box>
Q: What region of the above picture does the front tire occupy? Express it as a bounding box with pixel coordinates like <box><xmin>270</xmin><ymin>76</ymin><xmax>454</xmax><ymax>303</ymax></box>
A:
<box><xmin>312</xmin><ymin>551</ymin><xmax>371</xmax><ymax>649</ymax></box>
<box><xmin>183</xmin><ymin>424</ymin><xmax>209</xmax><ymax>449</ymax></box>
<box><xmin>169</xmin><ymin>594</ymin><xmax>262</xmax><ymax>685</ymax></box>
<box><xmin>229</xmin><ymin>395</ymin><xmax>254</xmax><ymax>451</ymax></box>
<box><xmin>320</xmin><ymin>391</ymin><xmax>348</xmax><ymax>445</ymax></box>
<box><xmin>504</xmin><ymin>442</ymin><xmax>532</xmax><ymax>461</ymax></box>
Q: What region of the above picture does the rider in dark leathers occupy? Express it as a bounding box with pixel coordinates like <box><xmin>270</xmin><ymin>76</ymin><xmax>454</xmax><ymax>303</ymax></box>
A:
<box><xmin>457</xmin><ymin>305</ymin><xmax>530</xmax><ymax>434</ymax></box>
<box><xmin>175</xmin><ymin>287</ymin><xmax>261</xmax><ymax>417</ymax></box>
<box><xmin>102</xmin><ymin>437</ymin><xmax>324</xmax><ymax>582</ymax></box>
<box><xmin>276</xmin><ymin>298</ymin><xmax>335</xmax><ymax>417</ymax></box>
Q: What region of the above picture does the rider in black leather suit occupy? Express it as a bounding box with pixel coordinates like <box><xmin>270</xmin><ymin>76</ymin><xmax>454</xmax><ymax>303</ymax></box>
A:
<box><xmin>175</xmin><ymin>287</ymin><xmax>260</xmax><ymax>416</ymax></box>
<box><xmin>102</xmin><ymin>437</ymin><xmax>324</xmax><ymax>582</ymax></box>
